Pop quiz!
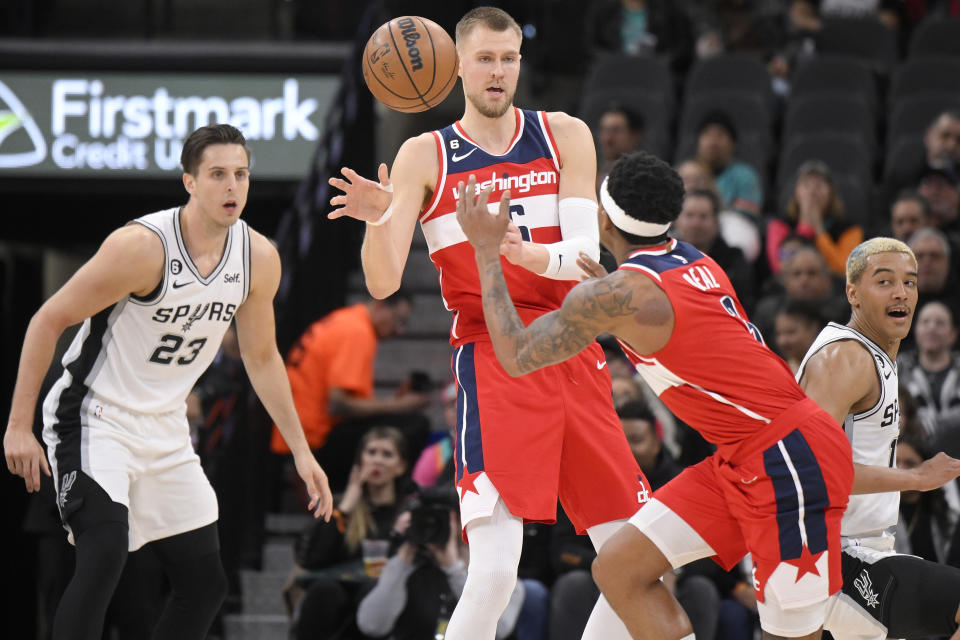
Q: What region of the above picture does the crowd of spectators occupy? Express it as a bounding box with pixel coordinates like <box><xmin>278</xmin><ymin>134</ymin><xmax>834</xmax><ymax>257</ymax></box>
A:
<box><xmin>18</xmin><ymin>2</ymin><xmax>960</xmax><ymax>639</ymax></box>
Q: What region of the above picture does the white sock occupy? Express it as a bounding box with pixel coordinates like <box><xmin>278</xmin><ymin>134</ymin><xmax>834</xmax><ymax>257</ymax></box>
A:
<box><xmin>581</xmin><ymin>519</ymin><xmax>633</xmax><ymax>640</ymax></box>
<box><xmin>444</xmin><ymin>499</ymin><xmax>523</xmax><ymax>640</ymax></box>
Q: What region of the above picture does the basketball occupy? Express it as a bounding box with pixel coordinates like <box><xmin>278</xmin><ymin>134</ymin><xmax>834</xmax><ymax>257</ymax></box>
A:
<box><xmin>362</xmin><ymin>16</ymin><xmax>459</xmax><ymax>113</ymax></box>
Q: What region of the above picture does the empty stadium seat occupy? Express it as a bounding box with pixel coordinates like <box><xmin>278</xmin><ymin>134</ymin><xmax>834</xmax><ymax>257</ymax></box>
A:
<box><xmin>783</xmin><ymin>94</ymin><xmax>877</xmax><ymax>155</ymax></box>
<box><xmin>814</xmin><ymin>18</ymin><xmax>899</xmax><ymax>74</ymax></box>
<box><xmin>908</xmin><ymin>16</ymin><xmax>960</xmax><ymax>57</ymax></box>
<box><xmin>791</xmin><ymin>55</ymin><xmax>877</xmax><ymax>108</ymax></box>
<box><xmin>888</xmin><ymin>56</ymin><xmax>960</xmax><ymax>106</ymax></box>
<box><xmin>583</xmin><ymin>54</ymin><xmax>675</xmax><ymax>106</ymax></box>
<box><xmin>683</xmin><ymin>54</ymin><xmax>774</xmax><ymax>105</ymax></box>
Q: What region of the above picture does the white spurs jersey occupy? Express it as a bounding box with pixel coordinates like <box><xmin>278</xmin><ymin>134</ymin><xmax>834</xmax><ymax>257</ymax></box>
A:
<box><xmin>45</xmin><ymin>207</ymin><xmax>250</xmax><ymax>417</ymax></box>
<box><xmin>796</xmin><ymin>322</ymin><xmax>900</xmax><ymax>542</ymax></box>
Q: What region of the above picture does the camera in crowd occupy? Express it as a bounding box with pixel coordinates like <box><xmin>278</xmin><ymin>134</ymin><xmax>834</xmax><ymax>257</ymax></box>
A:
<box><xmin>405</xmin><ymin>486</ymin><xmax>459</xmax><ymax>547</ymax></box>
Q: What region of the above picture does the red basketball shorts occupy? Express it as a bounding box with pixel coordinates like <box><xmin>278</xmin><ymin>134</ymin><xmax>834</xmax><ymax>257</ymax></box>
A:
<box><xmin>451</xmin><ymin>339</ymin><xmax>648</xmax><ymax>534</ymax></box>
<box><xmin>654</xmin><ymin>398</ymin><xmax>854</xmax><ymax>606</ymax></box>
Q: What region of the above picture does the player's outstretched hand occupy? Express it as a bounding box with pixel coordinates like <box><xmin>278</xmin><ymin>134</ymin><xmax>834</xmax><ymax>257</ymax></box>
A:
<box><xmin>914</xmin><ymin>452</ymin><xmax>960</xmax><ymax>492</ymax></box>
<box><xmin>456</xmin><ymin>174</ymin><xmax>510</xmax><ymax>251</ymax></box>
<box><xmin>3</xmin><ymin>427</ymin><xmax>51</xmax><ymax>493</ymax></box>
<box><xmin>328</xmin><ymin>163</ymin><xmax>393</xmax><ymax>223</ymax></box>
<box><xmin>577</xmin><ymin>251</ymin><xmax>608</xmax><ymax>280</ymax></box>
<box><xmin>294</xmin><ymin>452</ymin><xmax>334</xmax><ymax>521</ymax></box>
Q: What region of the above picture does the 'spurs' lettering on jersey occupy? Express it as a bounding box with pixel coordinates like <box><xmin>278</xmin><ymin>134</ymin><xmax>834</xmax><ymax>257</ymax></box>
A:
<box><xmin>45</xmin><ymin>207</ymin><xmax>251</xmax><ymax>417</ymax></box>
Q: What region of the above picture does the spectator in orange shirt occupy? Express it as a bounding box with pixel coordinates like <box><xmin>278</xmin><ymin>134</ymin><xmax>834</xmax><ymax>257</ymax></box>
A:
<box><xmin>767</xmin><ymin>160</ymin><xmax>863</xmax><ymax>276</ymax></box>
<box><xmin>271</xmin><ymin>291</ymin><xmax>430</xmax><ymax>490</ymax></box>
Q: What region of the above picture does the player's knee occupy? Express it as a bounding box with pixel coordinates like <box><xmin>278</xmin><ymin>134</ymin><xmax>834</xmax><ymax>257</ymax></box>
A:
<box><xmin>75</xmin><ymin>520</ymin><xmax>129</xmax><ymax>577</ymax></box>
<box><xmin>592</xmin><ymin>549</ymin><xmax>619</xmax><ymax>596</ymax></box>
<box><xmin>168</xmin><ymin>551</ymin><xmax>228</xmax><ymax>612</ymax></box>
<box><xmin>464</xmin><ymin>564</ymin><xmax>518</xmax><ymax>608</ymax></box>
<box><xmin>593</xmin><ymin>538</ymin><xmax>658</xmax><ymax>601</ymax></box>
<box><xmin>193</xmin><ymin>553</ymin><xmax>228</xmax><ymax>610</ymax></box>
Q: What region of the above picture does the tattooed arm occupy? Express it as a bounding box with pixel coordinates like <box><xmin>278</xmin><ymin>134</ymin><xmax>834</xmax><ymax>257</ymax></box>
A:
<box><xmin>456</xmin><ymin>174</ymin><xmax>641</xmax><ymax>377</ymax></box>
<box><xmin>482</xmin><ymin>262</ymin><xmax>638</xmax><ymax>376</ymax></box>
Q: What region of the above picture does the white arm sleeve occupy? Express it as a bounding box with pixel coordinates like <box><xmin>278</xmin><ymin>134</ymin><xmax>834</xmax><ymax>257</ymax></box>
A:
<box><xmin>540</xmin><ymin>197</ymin><xmax>601</xmax><ymax>281</ymax></box>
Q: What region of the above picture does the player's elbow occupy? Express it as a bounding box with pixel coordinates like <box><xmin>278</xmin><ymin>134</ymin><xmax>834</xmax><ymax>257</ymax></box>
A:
<box><xmin>32</xmin><ymin>302</ymin><xmax>73</xmax><ymax>337</ymax></box>
<box><xmin>504</xmin><ymin>363</ymin><xmax>524</xmax><ymax>378</ymax></box>
<box><xmin>575</xmin><ymin>237</ymin><xmax>601</xmax><ymax>263</ymax></box>
<box><xmin>494</xmin><ymin>350</ymin><xmax>526</xmax><ymax>378</ymax></box>
<box><xmin>364</xmin><ymin>277</ymin><xmax>400</xmax><ymax>300</ymax></box>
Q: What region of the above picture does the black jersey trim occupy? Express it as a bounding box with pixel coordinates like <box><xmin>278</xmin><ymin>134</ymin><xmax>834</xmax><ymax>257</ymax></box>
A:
<box><xmin>49</xmin><ymin>302</ymin><xmax>119</xmax><ymax>472</ymax></box>
<box><xmin>800</xmin><ymin>324</ymin><xmax>888</xmax><ymax>421</ymax></box>
<box><xmin>821</xmin><ymin>323</ymin><xmax>889</xmax><ymax>420</ymax></box>
<box><xmin>173</xmin><ymin>207</ymin><xmax>233</xmax><ymax>285</ymax></box>
<box><xmin>128</xmin><ymin>219</ymin><xmax>167</xmax><ymax>305</ymax></box>
<box><xmin>241</xmin><ymin>222</ymin><xmax>251</xmax><ymax>305</ymax></box>
<box><xmin>831</xmin><ymin>322</ymin><xmax>897</xmax><ymax>371</ymax></box>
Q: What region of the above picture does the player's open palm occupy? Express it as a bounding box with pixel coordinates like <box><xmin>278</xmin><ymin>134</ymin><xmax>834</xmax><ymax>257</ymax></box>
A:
<box><xmin>328</xmin><ymin>163</ymin><xmax>393</xmax><ymax>223</ymax></box>
<box><xmin>456</xmin><ymin>174</ymin><xmax>510</xmax><ymax>251</ymax></box>
<box><xmin>914</xmin><ymin>452</ymin><xmax>960</xmax><ymax>491</ymax></box>
<box><xmin>294</xmin><ymin>452</ymin><xmax>334</xmax><ymax>521</ymax></box>
<box><xmin>3</xmin><ymin>427</ymin><xmax>51</xmax><ymax>493</ymax></box>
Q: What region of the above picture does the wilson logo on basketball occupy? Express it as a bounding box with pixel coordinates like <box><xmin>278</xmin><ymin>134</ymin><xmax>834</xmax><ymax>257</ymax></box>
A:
<box><xmin>396</xmin><ymin>17</ymin><xmax>424</xmax><ymax>71</ymax></box>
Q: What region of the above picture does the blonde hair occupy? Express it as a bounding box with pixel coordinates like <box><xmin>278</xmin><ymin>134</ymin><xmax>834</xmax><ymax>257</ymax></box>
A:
<box><xmin>344</xmin><ymin>427</ymin><xmax>407</xmax><ymax>552</ymax></box>
<box><xmin>455</xmin><ymin>6</ymin><xmax>522</xmax><ymax>49</ymax></box>
<box><xmin>846</xmin><ymin>237</ymin><xmax>916</xmax><ymax>284</ymax></box>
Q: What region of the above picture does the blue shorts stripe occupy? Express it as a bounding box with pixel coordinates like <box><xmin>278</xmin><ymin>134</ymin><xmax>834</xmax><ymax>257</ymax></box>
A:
<box><xmin>783</xmin><ymin>430</ymin><xmax>830</xmax><ymax>554</ymax></box>
<box><xmin>763</xmin><ymin>441</ymin><xmax>803</xmax><ymax>559</ymax></box>
<box><xmin>453</xmin><ymin>344</ymin><xmax>484</xmax><ymax>480</ymax></box>
<box><xmin>763</xmin><ymin>429</ymin><xmax>831</xmax><ymax>560</ymax></box>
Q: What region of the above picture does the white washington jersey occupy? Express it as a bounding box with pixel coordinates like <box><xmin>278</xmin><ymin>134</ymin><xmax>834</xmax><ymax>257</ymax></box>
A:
<box><xmin>796</xmin><ymin>323</ymin><xmax>900</xmax><ymax>541</ymax></box>
<box><xmin>44</xmin><ymin>207</ymin><xmax>250</xmax><ymax>419</ymax></box>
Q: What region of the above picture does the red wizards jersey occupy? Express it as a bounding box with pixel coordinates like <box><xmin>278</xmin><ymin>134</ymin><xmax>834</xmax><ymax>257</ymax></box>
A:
<box><xmin>617</xmin><ymin>238</ymin><xmax>807</xmax><ymax>449</ymax></box>
<box><xmin>420</xmin><ymin>107</ymin><xmax>575</xmax><ymax>346</ymax></box>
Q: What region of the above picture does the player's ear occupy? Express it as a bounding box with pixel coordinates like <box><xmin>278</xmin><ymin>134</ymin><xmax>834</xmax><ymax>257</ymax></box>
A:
<box><xmin>182</xmin><ymin>172</ymin><xmax>195</xmax><ymax>195</ymax></box>
<box><xmin>846</xmin><ymin>282</ymin><xmax>858</xmax><ymax>307</ymax></box>
<box><xmin>598</xmin><ymin>207</ymin><xmax>613</xmax><ymax>232</ymax></box>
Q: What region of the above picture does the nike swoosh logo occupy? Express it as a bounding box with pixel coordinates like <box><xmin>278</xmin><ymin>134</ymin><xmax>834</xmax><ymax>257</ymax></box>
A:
<box><xmin>451</xmin><ymin>148</ymin><xmax>477</xmax><ymax>162</ymax></box>
<box><xmin>172</xmin><ymin>280</ymin><xmax>194</xmax><ymax>289</ymax></box>
<box><xmin>883</xmin><ymin>370</ymin><xmax>892</xmax><ymax>379</ymax></box>
<box><xmin>597</xmin><ymin>360</ymin><xmax>607</xmax><ymax>370</ymax></box>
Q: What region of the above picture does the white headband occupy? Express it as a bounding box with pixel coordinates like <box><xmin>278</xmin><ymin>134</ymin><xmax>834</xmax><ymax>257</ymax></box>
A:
<box><xmin>599</xmin><ymin>176</ymin><xmax>672</xmax><ymax>237</ymax></box>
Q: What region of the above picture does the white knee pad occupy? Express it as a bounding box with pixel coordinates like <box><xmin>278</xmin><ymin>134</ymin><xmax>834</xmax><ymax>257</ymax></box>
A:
<box><xmin>461</xmin><ymin>499</ymin><xmax>524</xmax><ymax>609</ymax></box>
<box><xmin>587</xmin><ymin>518</ymin><xmax>627</xmax><ymax>552</ymax></box>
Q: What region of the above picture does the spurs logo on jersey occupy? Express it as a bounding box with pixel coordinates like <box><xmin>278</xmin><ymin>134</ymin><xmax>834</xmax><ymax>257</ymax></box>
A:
<box><xmin>796</xmin><ymin>323</ymin><xmax>900</xmax><ymax>539</ymax></box>
<box><xmin>45</xmin><ymin>207</ymin><xmax>251</xmax><ymax>416</ymax></box>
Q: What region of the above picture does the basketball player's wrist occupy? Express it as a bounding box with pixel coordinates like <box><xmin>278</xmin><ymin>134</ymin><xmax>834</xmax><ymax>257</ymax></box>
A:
<box><xmin>366</xmin><ymin>205</ymin><xmax>394</xmax><ymax>227</ymax></box>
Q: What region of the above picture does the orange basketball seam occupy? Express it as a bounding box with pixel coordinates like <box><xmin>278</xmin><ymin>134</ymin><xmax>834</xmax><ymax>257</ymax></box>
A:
<box><xmin>419</xmin><ymin>16</ymin><xmax>459</xmax><ymax>109</ymax></box>
<box><xmin>413</xmin><ymin>17</ymin><xmax>440</xmax><ymax>95</ymax></box>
